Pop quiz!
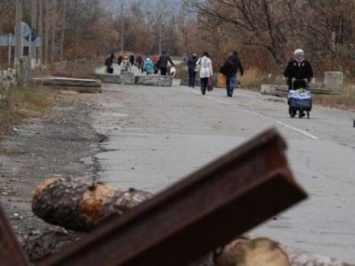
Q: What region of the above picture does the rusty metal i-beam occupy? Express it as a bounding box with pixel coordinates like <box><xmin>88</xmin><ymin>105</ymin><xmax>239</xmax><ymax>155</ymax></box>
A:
<box><xmin>0</xmin><ymin>205</ymin><xmax>28</xmax><ymax>265</ymax></box>
<box><xmin>38</xmin><ymin>128</ymin><xmax>307</xmax><ymax>266</ymax></box>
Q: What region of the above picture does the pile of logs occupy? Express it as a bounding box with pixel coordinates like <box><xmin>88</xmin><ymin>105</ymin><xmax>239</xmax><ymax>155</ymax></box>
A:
<box><xmin>26</xmin><ymin>177</ymin><xmax>353</xmax><ymax>265</ymax></box>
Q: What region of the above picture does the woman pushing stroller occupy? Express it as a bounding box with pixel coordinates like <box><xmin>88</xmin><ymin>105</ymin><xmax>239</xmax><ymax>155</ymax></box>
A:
<box><xmin>284</xmin><ymin>49</ymin><xmax>314</xmax><ymax>118</ymax></box>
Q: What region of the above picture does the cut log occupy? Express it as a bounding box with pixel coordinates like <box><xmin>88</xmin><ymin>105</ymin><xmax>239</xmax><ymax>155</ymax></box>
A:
<box><xmin>235</xmin><ymin>238</ymin><xmax>289</xmax><ymax>266</ymax></box>
<box><xmin>215</xmin><ymin>237</ymin><xmax>289</xmax><ymax>266</ymax></box>
<box><xmin>214</xmin><ymin>237</ymin><xmax>353</xmax><ymax>266</ymax></box>
<box><xmin>214</xmin><ymin>236</ymin><xmax>250</xmax><ymax>266</ymax></box>
<box><xmin>32</xmin><ymin>177</ymin><xmax>153</xmax><ymax>231</ymax></box>
<box><xmin>281</xmin><ymin>245</ymin><xmax>354</xmax><ymax>266</ymax></box>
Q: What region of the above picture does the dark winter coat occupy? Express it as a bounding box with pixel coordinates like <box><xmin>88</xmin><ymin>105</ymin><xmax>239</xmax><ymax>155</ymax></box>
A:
<box><xmin>105</xmin><ymin>54</ymin><xmax>115</xmax><ymax>67</ymax></box>
<box><xmin>220</xmin><ymin>54</ymin><xmax>244</xmax><ymax>76</ymax></box>
<box><xmin>105</xmin><ymin>54</ymin><xmax>115</xmax><ymax>74</ymax></box>
<box><xmin>187</xmin><ymin>55</ymin><xmax>198</xmax><ymax>72</ymax></box>
<box><xmin>284</xmin><ymin>60</ymin><xmax>314</xmax><ymax>85</ymax></box>
<box><xmin>157</xmin><ymin>53</ymin><xmax>174</xmax><ymax>68</ymax></box>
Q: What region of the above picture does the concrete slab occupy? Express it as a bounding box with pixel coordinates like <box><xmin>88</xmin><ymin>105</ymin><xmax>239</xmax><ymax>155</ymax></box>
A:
<box><xmin>135</xmin><ymin>75</ymin><xmax>173</xmax><ymax>87</ymax></box>
<box><xmin>32</xmin><ymin>76</ymin><xmax>103</xmax><ymax>93</ymax></box>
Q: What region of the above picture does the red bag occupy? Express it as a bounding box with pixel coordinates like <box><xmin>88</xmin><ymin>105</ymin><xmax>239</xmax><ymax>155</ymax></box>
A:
<box><xmin>207</xmin><ymin>77</ymin><xmax>213</xmax><ymax>91</ymax></box>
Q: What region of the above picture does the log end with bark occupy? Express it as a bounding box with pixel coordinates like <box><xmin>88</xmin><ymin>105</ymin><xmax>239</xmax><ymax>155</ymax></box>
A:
<box><xmin>214</xmin><ymin>237</ymin><xmax>353</xmax><ymax>266</ymax></box>
<box><xmin>32</xmin><ymin>177</ymin><xmax>153</xmax><ymax>231</ymax></box>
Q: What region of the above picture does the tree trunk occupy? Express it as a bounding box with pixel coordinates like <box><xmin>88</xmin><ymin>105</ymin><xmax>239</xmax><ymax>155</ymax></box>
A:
<box><xmin>14</xmin><ymin>0</ymin><xmax>23</xmax><ymax>68</ymax></box>
<box><xmin>32</xmin><ymin>177</ymin><xmax>153</xmax><ymax>231</ymax></box>
<box><xmin>44</xmin><ymin>0</ymin><xmax>50</xmax><ymax>65</ymax></box>
<box><xmin>30</xmin><ymin>0</ymin><xmax>37</xmax><ymax>62</ymax></box>
<box><xmin>38</xmin><ymin>0</ymin><xmax>43</xmax><ymax>66</ymax></box>
<box><xmin>60</xmin><ymin>0</ymin><xmax>67</xmax><ymax>61</ymax></box>
<box><xmin>214</xmin><ymin>237</ymin><xmax>352</xmax><ymax>266</ymax></box>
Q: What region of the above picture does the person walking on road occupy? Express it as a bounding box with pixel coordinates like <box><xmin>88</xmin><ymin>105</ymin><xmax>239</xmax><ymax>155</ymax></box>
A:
<box><xmin>157</xmin><ymin>51</ymin><xmax>175</xmax><ymax>76</ymax></box>
<box><xmin>129</xmin><ymin>54</ymin><xmax>135</xmax><ymax>67</ymax></box>
<box><xmin>284</xmin><ymin>48</ymin><xmax>314</xmax><ymax>91</ymax></box>
<box><xmin>187</xmin><ymin>53</ymin><xmax>198</xmax><ymax>88</ymax></box>
<box><xmin>283</xmin><ymin>48</ymin><xmax>314</xmax><ymax>118</ymax></box>
<box><xmin>121</xmin><ymin>56</ymin><xmax>131</xmax><ymax>72</ymax></box>
<box><xmin>196</xmin><ymin>52</ymin><xmax>213</xmax><ymax>95</ymax></box>
<box><xmin>104</xmin><ymin>53</ymin><xmax>115</xmax><ymax>74</ymax></box>
<box><xmin>136</xmin><ymin>55</ymin><xmax>144</xmax><ymax>73</ymax></box>
<box><xmin>220</xmin><ymin>51</ymin><xmax>244</xmax><ymax>97</ymax></box>
<box><xmin>144</xmin><ymin>57</ymin><xmax>154</xmax><ymax>75</ymax></box>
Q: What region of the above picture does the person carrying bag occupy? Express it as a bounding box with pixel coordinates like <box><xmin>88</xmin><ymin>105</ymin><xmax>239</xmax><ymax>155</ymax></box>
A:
<box><xmin>196</xmin><ymin>51</ymin><xmax>213</xmax><ymax>95</ymax></box>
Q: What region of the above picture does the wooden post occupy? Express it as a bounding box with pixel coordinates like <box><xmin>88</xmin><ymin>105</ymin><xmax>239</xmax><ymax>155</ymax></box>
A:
<box><xmin>0</xmin><ymin>205</ymin><xmax>29</xmax><ymax>265</ymax></box>
<box><xmin>8</xmin><ymin>33</ymin><xmax>12</xmax><ymax>67</ymax></box>
<box><xmin>60</xmin><ymin>0</ymin><xmax>67</xmax><ymax>61</ymax></box>
<box><xmin>38</xmin><ymin>0</ymin><xmax>43</xmax><ymax>66</ymax></box>
<box><xmin>14</xmin><ymin>0</ymin><xmax>23</xmax><ymax>69</ymax></box>
<box><xmin>31</xmin><ymin>0</ymin><xmax>38</xmax><ymax>66</ymax></box>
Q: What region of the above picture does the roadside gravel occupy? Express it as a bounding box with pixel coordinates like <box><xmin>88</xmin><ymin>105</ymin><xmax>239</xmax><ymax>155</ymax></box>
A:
<box><xmin>0</xmin><ymin>90</ymin><xmax>103</xmax><ymax>241</ymax></box>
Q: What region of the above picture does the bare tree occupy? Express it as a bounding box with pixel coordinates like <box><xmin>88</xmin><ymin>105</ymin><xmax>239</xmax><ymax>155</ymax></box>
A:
<box><xmin>196</xmin><ymin>0</ymin><xmax>301</xmax><ymax>64</ymax></box>
<box><xmin>305</xmin><ymin>0</ymin><xmax>355</xmax><ymax>72</ymax></box>
<box><xmin>60</xmin><ymin>0</ymin><xmax>67</xmax><ymax>61</ymax></box>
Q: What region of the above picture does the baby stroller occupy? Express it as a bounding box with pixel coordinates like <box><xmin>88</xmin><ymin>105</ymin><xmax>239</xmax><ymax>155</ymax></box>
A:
<box><xmin>287</xmin><ymin>79</ymin><xmax>312</xmax><ymax>119</ymax></box>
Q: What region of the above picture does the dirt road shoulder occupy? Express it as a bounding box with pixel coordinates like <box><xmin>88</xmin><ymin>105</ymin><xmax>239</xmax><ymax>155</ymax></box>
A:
<box><xmin>0</xmin><ymin>90</ymin><xmax>103</xmax><ymax>239</ymax></box>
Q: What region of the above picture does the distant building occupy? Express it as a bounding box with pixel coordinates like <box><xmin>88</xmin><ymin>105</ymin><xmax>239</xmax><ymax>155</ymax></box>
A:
<box><xmin>0</xmin><ymin>34</ymin><xmax>42</xmax><ymax>48</ymax></box>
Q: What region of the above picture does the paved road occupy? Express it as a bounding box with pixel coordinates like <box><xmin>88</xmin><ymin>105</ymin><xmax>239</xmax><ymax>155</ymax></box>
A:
<box><xmin>91</xmin><ymin>81</ymin><xmax>355</xmax><ymax>262</ymax></box>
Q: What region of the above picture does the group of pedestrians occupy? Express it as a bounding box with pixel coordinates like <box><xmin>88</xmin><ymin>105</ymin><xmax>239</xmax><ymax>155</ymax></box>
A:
<box><xmin>186</xmin><ymin>51</ymin><xmax>244</xmax><ymax>97</ymax></box>
<box><xmin>104</xmin><ymin>51</ymin><xmax>175</xmax><ymax>76</ymax></box>
<box><xmin>106</xmin><ymin>48</ymin><xmax>314</xmax><ymax>106</ymax></box>
<box><xmin>186</xmin><ymin>48</ymin><xmax>313</xmax><ymax>100</ymax></box>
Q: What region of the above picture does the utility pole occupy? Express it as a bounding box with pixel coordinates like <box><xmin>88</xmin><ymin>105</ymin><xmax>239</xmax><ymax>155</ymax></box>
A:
<box><xmin>60</xmin><ymin>0</ymin><xmax>67</xmax><ymax>61</ymax></box>
<box><xmin>15</xmin><ymin>0</ymin><xmax>23</xmax><ymax>68</ymax></box>
<box><xmin>159</xmin><ymin>25</ymin><xmax>162</xmax><ymax>55</ymax></box>
<box><xmin>44</xmin><ymin>0</ymin><xmax>50</xmax><ymax>65</ymax></box>
<box><xmin>31</xmin><ymin>0</ymin><xmax>38</xmax><ymax>65</ymax></box>
<box><xmin>8</xmin><ymin>34</ymin><xmax>12</xmax><ymax>67</ymax></box>
<box><xmin>120</xmin><ymin>0</ymin><xmax>124</xmax><ymax>54</ymax></box>
<box><xmin>38</xmin><ymin>0</ymin><xmax>43</xmax><ymax>66</ymax></box>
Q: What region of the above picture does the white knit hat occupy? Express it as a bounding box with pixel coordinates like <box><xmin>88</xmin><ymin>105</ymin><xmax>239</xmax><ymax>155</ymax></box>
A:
<box><xmin>294</xmin><ymin>49</ymin><xmax>305</xmax><ymax>56</ymax></box>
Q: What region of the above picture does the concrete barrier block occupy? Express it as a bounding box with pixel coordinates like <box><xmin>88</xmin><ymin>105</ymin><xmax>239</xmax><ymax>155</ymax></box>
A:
<box><xmin>136</xmin><ymin>75</ymin><xmax>173</xmax><ymax>87</ymax></box>
<box><xmin>95</xmin><ymin>74</ymin><xmax>121</xmax><ymax>84</ymax></box>
<box><xmin>260</xmin><ymin>84</ymin><xmax>288</xmax><ymax>97</ymax></box>
<box><xmin>261</xmin><ymin>84</ymin><xmax>277</xmax><ymax>94</ymax></box>
<box><xmin>120</xmin><ymin>71</ymin><xmax>135</xmax><ymax>84</ymax></box>
<box><xmin>324</xmin><ymin>71</ymin><xmax>343</xmax><ymax>90</ymax></box>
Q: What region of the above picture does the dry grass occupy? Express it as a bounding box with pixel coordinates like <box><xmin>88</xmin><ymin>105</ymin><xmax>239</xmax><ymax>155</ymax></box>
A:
<box><xmin>240</xmin><ymin>68</ymin><xmax>265</xmax><ymax>91</ymax></box>
<box><xmin>0</xmin><ymin>58</ymin><xmax>103</xmax><ymax>136</ymax></box>
<box><xmin>241</xmin><ymin>67</ymin><xmax>286</xmax><ymax>91</ymax></box>
<box><xmin>34</xmin><ymin>58</ymin><xmax>103</xmax><ymax>79</ymax></box>
<box><xmin>313</xmin><ymin>83</ymin><xmax>355</xmax><ymax>111</ymax></box>
<box><xmin>0</xmin><ymin>85</ymin><xmax>51</xmax><ymax>135</ymax></box>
